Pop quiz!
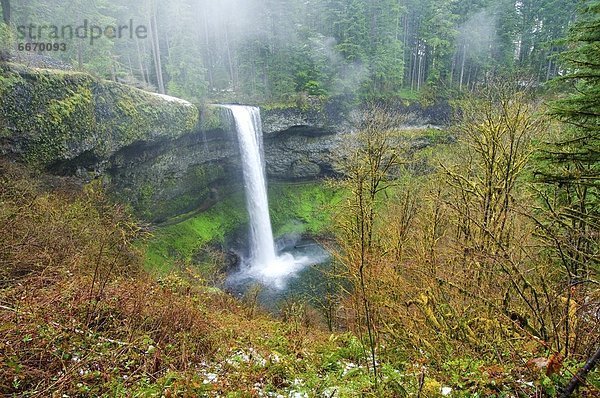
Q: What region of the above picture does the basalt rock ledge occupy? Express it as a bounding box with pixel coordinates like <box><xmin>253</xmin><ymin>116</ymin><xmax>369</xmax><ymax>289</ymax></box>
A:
<box><xmin>0</xmin><ymin>64</ymin><xmax>347</xmax><ymax>221</ymax></box>
<box><xmin>0</xmin><ymin>63</ymin><xmax>446</xmax><ymax>222</ymax></box>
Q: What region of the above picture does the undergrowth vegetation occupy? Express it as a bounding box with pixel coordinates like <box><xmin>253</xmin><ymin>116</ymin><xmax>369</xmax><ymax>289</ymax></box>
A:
<box><xmin>0</xmin><ymin>162</ymin><xmax>417</xmax><ymax>397</ymax></box>
<box><xmin>2</xmin><ymin>1</ymin><xmax>599</xmax><ymax>395</ymax></box>
<box><xmin>1</xmin><ymin>103</ymin><xmax>598</xmax><ymax>397</ymax></box>
<box><xmin>325</xmin><ymin>86</ymin><xmax>599</xmax><ymax>397</ymax></box>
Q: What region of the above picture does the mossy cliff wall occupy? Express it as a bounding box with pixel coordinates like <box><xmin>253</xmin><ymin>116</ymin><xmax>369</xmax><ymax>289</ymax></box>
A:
<box><xmin>0</xmin><ymin>63</ymin><xmax>448</xmax><ymax>221</ymax></box>
<box><xmin>0</xmin><ymin>64</ymin><xmax>447</xmax><ymax>222</ymax></box>
<box><xmin>0</xmin><ymin>64</ymin><xmax>339</xmax><ymax>222</ymax></box>
<box><xmin>0</xmin><ymin>63</ymin><xmax>199</xmax><ymax>168</ymax></box>
<box><xmin>0</xmin><ymin>63</ymin><xmax>232</xmax><ymax>221</ymax></box>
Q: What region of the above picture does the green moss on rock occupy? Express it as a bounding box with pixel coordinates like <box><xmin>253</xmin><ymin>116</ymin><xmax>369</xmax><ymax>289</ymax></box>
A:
<box><xmin>143</xmin><ymin>182</ymin><xmax>343</xmax><ymax>274</ymax></box>
<box><xmin>127</xmin><ymin>161</ymin><xmax>231</xmax><ymax>222</ymax></box>
<box><xmin>198</xmin><ymin>104</ymin><xmax>228</xmax><ymax>131</ymax></box>
<box><xmin>0</xmin><ymin>63</ymin><xmax>199</xmax><ymax>168</ymax></box>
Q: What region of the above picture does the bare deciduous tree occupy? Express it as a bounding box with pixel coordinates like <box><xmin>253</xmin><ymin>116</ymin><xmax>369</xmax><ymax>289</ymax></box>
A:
<box><xmin>332</xmin><ymin>104</ymin><xmax>410</xmax><ymax>382</ymax></box>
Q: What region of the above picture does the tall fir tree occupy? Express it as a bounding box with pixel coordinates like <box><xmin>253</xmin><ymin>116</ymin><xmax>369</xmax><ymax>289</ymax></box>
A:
<box><xmin>537</xmin><ymin>0</ymin><xmax>599</xmax><ymax>285</ymax></box>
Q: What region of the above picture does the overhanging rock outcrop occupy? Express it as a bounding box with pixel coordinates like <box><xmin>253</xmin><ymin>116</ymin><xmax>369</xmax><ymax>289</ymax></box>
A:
<box><xmin>0</xmin><ymin>64</ymin><xmax>448</xmax><ymax>222</ymax></box>
<box><xmin>264</xmin><ymin>126</ymin><xmax>338</xmax><ymax>180</ymax></box>
<box><xmin>260</xmin><ymin>102</ymin><xmax>352</xmax><ymax>181</ymax></box>
<box><xmin>0</xmin><ymin>63</ymin><xmax>343</xmax><ymax>221</ymax></box>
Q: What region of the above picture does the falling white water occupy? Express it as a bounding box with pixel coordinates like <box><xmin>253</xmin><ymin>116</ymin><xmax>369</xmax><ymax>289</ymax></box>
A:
<box><xmin>224</xmin><ymin>105</ymin><xmax>311</xmax><ymax>289</ymax></box>
<box><xmin>226</xmin><ymin>105</ymin><xmax>277</xmax><ymax>266</ymax></box>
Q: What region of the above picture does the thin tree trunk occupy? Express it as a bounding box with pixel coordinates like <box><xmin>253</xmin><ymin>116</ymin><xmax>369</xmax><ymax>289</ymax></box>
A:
<box><xmin>450</xmin><ymin>52</ymin><xmax>456</xmax><ymax>84</ymax></box>
<box><xmin>471</xmin><ymin>65</ymin><xmax>479</xmax><ymax>90</ymax></box>
<box><xmin>127</xmin><ymin>53</ymin><xmax>135</xmax><ymax>81</ymax></box>
<box><xmin>250</xmin><ymin>61</ymin><xmax>256</xmax><ymax>93</ymax></box>
<box><xmin>142</xmin><ymin>39</ymin><xmax>151</xmax><ymax>84</ymax></box>
<box><xmin>459</xmin><ymin>43</ymin><xmax>467</xmax><ymax>90</ymax></box>
<box><xmin>417</xmin><ymin>51</ymin><xmax>422</xmax><ymax>90</ymax></box>
<box><xmin>202</xmin><ymin>11</ymin><xmax>214</xmax><ymax>88</ymax></box>
<box><xmin>410</xmin><ymin>39</ymin><xmax>419</xmax><ymax>91</ymax></box>
<box><xmin>546</xmin><ymin>53</ymin><xmax>552</xmax><ymax>81</ymax></box>
<box><xmin>77</xmin><ymin>43</ymin><xmax>83</xmax><ymax>69</ymax></box>
<box><xmin>150</xmin><ymin>6</ymin><xmax>165</xmax><ymax>94</ymax></box>
<box><xmin>1</xmin><ymin>0</ymin><xmax>9</xmax><ymax>24</ymax></box>
<box><xmin>164</xmin><ymin>29</ymin><xmax>171</xmax><ymax>59</ymax></box>
<box><xmin>264</xmin><ymin>55</ymin><xmax>270</xmax><ymax>99</ymax></box>
<box><xmin>110</xmin><ymin>54</ymin><xmax>117</xmax><ymax>82</ymax></box>
<box><xmin>135</xmin><ymin>35</ymin><xmax>148</xmax><ymax>83</ymax></box>
<box><xmin>558</xmin><ymin>347</ymin><xmax>600</xmax><ymax>398</ymax></box>
<box><xmin>466</xmin><ymin>61</ymin><xmax>472</xmax><ymax>91</ymax></box>
<box><xmin>370</xmin><ymin>3</ymin><xmax>377</xmax><ymax>46</ymax></box>
<box><xmin>224</xmin><ymin>27</ymin><xmax>235</xmax><ymax>90</ymax></box>
<box><xmin>395</xmin><ymin>8</ymin><xmax>400</xmax><ymax>41</ymax></box>
<box><xmin>403</xmin><ymin>14</ymin><xmax>410</xmax><ymax>86</ymax></box>
<box><xmin>417</xmin><ymin>46</ymin><xmax>425</xmax><ymax>90</ymax></box>
<box><xmin>357</xmin><ymin>189</ymin><xmax>378</xmax><ymax>384</ymax></box>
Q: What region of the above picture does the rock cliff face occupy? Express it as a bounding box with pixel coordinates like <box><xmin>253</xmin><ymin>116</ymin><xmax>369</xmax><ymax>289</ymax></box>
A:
<box><xmin>106</xmin><ymin>126</ymin><xmax>241</xmax><ymax>222</ymax></box>
<box><xmin>0</xmin><ymin>63</ymin><xmax>198</xmax><ymax>171</ymax></box>
<box><xmin>0</xmin><ymin>64</ymin><xmax>346</xmax><ymax>221</ymax></box>
<box><xmin>107</xmin><ymin>107</ymin><xmax>343</xmax><ymax>222</ymax></box>
<box><xmin>264</xmin><ymin>126</ymin><xmax>338</xmax><ymax>181</ymax></box>
<box><xmin>0</xmin><ymin>63</ymin><xmax>448</xmax><ymax>222</ymax></box>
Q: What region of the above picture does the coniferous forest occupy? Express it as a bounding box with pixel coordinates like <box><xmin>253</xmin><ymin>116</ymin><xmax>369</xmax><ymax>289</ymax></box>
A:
<box><xmin>1</xmin><ymin>0</ymin><xmax>582</xmax><ymax>102</ymax></box>
<box><xmin>0</xmin><ymin>0</ymin><xmax>598</xmax><ymax>397</ymax></box>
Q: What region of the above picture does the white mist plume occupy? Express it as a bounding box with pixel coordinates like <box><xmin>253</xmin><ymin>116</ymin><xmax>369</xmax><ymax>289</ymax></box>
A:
<box><xmin>457</xmin><ymin>10</ymin><xmax>497</xmax><ymax>60</ymax></box>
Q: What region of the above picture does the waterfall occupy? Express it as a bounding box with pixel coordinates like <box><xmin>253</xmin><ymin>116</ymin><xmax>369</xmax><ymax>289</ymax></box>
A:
<box><xmin>224</xmin><ymin>105</ymin><xmax>277</xmax><ymax>268</ymax></box>
<box><xmin>222</xmin><ymin>104</ymin><xmax>322</xmax><ymax>291</ymax></box>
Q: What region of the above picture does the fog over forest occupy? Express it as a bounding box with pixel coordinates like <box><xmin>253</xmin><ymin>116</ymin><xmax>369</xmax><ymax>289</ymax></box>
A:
<box><xmin>3</xmin><ymin>0</ymin><xmax>577</xmax><ymax>102</ymax></box>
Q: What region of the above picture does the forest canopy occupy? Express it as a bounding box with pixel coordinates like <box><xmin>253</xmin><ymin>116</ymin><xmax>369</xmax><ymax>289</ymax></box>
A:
<box><xmin>0</xmin><ymin>0</ymin><xmax>579</xmax><ymax>103</ymax></box>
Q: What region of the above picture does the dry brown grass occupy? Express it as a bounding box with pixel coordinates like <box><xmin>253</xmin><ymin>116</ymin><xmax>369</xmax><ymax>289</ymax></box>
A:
<box><xmin>0</xmin><ymin>161</ymin><xmax>334</xmax><ymax>396</ymax></box>
<box><xmin>0</xmin><ymin>160</ymin><xmax>218</xmax><ymax>393</ymax></box>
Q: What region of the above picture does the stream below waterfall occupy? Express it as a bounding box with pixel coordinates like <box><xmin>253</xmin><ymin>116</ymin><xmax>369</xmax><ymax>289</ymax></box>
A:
<box><xmin>224</xmin><ymin>234</ymin><xmax>333</xmax><ymax>311</ymax></box>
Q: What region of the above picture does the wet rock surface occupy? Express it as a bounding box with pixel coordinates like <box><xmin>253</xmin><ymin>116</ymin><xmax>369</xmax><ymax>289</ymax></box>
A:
<box><xmin>1</xmin><ymin>64</ymin><xmax>449</xmax><ymax>221</ymax></box>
